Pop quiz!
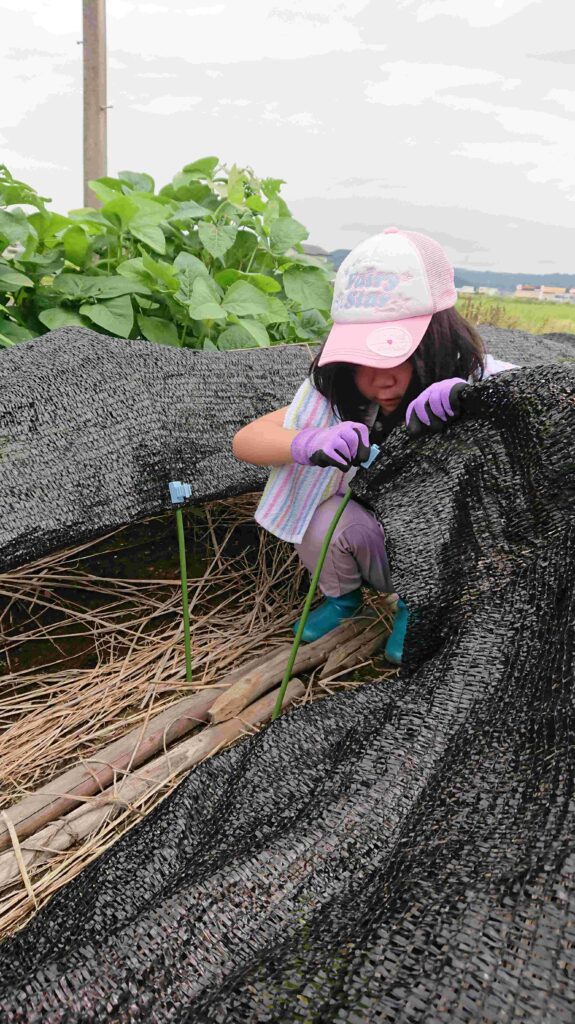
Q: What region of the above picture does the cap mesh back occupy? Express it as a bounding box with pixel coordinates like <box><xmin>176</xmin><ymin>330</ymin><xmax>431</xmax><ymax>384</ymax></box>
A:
<box><xmin>402</xmin><ymin>229</ymin><xmax>457</xmax><ymax>312</ymax></box>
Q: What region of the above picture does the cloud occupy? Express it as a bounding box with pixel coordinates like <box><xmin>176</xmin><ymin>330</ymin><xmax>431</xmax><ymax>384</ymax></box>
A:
<box><xmin>411</xmin><ymin>0</ymin><xmax>543</xmax><ymax>27</ymax></box>
<box><xmin>0</xmin><ymin>143</ymin><xmax>67</xmax><ymax>173</ymax></box>
<box><xmin>365</xmin><ymin>62</ymin><xmax>519</xmax><ymax>106</ymax></box>
<box><xmin>0</xmin><ymin>49</ymin><xmax>75</xmax><ymax>129</ymax></box>
<box><xmin>545</xmin><ymin>88</ymin><xmax>575</xmax><ymax>112</ymax></box>
<box><xmin>527</xmin><ymin>49</ymin><xmax>575</xmax><ymax>64</ymax></box>
<box><xmin>130</xmin><ymin>95</ymin><xmax>203</xmax><ymax>114</ymax></box>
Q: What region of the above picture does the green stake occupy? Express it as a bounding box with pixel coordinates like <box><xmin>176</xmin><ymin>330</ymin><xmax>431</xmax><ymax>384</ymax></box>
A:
<box><xmin>272</xmin><ymin>487</ymin><xmax>353</xmax><ymax>720</ymax></box>
<box><xmin>169</xmin><ymin>481</ymin><xmax>193</xmax><ymax>684</ymax></box>
<box><xmin>272</xmin><ymin>443</ymin><xmax>382</xmax><ymax>722</ymax></box>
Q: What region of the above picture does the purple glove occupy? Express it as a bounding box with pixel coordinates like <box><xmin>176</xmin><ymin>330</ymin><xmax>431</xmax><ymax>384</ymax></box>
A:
<box><xmin>291</xmin><ymin>421</ymin><xmax>370</xmax><ymax>470</ymax></box>
<box><xmin>406</xmin><ymin>378</ymin><xmax>468</xmax><ymax>436</ymax></box>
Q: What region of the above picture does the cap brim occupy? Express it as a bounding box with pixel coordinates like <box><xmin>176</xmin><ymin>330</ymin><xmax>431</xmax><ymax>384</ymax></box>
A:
<box><xmin>318</xmin><ymin>314</ymin><xmax>432</xmax><ymax>369</ymax></box>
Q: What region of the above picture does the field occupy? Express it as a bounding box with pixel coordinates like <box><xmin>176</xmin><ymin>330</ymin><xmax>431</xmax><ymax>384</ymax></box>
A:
<box><xmin>455</xmin><ymin>294</ymin><xmax>575</xmax><ymax>335</ymax></box>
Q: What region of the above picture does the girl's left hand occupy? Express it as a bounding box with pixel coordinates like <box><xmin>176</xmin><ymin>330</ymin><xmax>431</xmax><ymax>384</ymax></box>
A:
<box><xmin>406</xmin><ymin>378</ymin><xmax>467</xmax><ymax>436</ymax></box>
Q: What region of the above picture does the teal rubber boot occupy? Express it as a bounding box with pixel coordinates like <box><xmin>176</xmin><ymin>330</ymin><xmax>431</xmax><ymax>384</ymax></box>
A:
<box><xmin>293</xmin><ymin>588</ymin><xmax>363</xmax><ymax>643</ymax></box>
<box><xmin>384</xmin><ymin>598</ymin><xmax>409</xmax><ymax>665</ymax></box>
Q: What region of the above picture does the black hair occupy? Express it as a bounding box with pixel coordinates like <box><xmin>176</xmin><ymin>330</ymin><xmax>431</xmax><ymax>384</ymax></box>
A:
<box><xmin>310</xmin><ymin>306</ymin><xmax>486</xmax><ymax>423</ymax></box>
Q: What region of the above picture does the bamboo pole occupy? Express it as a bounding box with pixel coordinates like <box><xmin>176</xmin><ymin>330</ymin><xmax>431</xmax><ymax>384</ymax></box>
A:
<box><xmin>0</xmin><ymin>680</ymin><xmax>305</xmax><ymax>889</ymax></box>
<box><xmin>0</xmin><ymin>688</ymin><xmax>219</xmax><ymax>853</ymax></box>
<box><xmin>0</xmin><ymin>647</ymin><xmax>293</xmax><ymax>854</ymax></box>
<box><xmin>319</xmin><ymin>616</ymin><xmax>387</xmax><ymax>679</ymax></box>
<box><xmin>208</xmin><ymin>614</ymin><xmax>375</xmax><ymax>724</ymax></box>
<box><xmin>83</xmin><ymin>0</ymin><xmax>107</xmax><ymax>207</ymax></box>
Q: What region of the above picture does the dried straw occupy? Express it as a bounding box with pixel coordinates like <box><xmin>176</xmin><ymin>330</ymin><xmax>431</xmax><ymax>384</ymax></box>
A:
<box><xmin>0</xmin><ymin>493</ymin><xmax>395</xmax><ymax>941</ymax></box>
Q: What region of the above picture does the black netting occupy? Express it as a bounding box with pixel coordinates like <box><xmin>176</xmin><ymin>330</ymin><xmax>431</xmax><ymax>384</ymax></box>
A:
<box><xmin>0</xmin><ymin>329</ymin><xmax>574</xmax><ymax>1022</ymax></box>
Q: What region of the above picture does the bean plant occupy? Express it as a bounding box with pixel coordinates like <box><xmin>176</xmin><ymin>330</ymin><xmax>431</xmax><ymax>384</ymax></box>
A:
<box><xmin>0</xmin><ymin>159</ymin><xmax>334</xmax><ymax>350</ymax></box>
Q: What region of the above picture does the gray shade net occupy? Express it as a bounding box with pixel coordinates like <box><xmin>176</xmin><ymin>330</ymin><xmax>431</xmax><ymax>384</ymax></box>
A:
<box><xmin>0</xmin><ymin>327</ymin><xmax>574</xmax><ymax>1022</ymax></box>
<box><xmin>0</xmin><ymin>325</ymin><xmax>572</xmax><ymax>572</ymax></box>
<box><xmin>0</xmin><ymin>327</ymin><xmax>313</xmax><ymax>572</ymax></box>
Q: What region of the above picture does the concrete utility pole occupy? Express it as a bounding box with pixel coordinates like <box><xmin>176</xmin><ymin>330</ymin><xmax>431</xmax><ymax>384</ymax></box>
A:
<box><xmin>82</xmin><ymin>0</ymin><xmax>108</xmax><ymax>207</ymax></box>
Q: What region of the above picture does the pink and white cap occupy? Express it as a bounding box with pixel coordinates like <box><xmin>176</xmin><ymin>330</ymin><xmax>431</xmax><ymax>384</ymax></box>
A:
<box><xmin>318</xmin><ymin>226</ymin><xmax>457</xmax><ymax>369</ymax></box>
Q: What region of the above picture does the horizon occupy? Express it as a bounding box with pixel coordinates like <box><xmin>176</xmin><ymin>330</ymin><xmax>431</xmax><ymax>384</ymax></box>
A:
<box><xmin>324</xmin><ymin>248</ymin><xmax>575</xmax><ymax>282</ymax></box>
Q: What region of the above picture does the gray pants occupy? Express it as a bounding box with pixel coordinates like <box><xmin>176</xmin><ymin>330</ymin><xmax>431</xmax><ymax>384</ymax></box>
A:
<box><xmin>294</xmin><ymin>496</ymin><xmax>393</xmax><ymax>598</ymax></box>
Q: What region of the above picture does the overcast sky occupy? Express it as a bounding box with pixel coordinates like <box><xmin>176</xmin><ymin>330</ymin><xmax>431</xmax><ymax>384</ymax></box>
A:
<box><xmin>1</xmin><ymin>0</ymin><xmax>574</xmax><ymax>274</ymax></box>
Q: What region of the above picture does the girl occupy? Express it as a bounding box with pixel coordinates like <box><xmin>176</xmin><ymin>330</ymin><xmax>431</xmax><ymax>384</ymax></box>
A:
<box><xmin>232</xmin><ymin>227</ymin><xmax>515</xmax><ymax>665</ymax></box>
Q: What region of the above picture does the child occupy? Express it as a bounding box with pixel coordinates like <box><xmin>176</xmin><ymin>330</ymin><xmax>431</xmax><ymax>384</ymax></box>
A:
<box><xmin>232</xmin><ymin>227</ymin><xmax>515</xmax><ymax>664</ymax></box>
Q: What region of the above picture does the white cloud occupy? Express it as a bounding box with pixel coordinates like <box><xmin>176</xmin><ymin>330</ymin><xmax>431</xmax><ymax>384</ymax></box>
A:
<box><xmin>545</xmin><ymin>88</ymin><xmax>575</xmax><ymax>112</ymax></box>
<box><xmin>365</xmin><ymin>62</ymin><xmax>518</xmax><ymax>106</ymax></box>
<box><xmin>412</xmin><ymin>0</ymin><xmax>543</xmax><ymax>27</ymax></box>
<box><xmin>261</xmin><ymin>102</ymin><xmax>323</xmax><ymax>132</ymax></box>
<box><xmin>130</xmin><ymin>95</ymin><xmax>202</xmax><ymax>114</ymax></box>
<box><xmin>0</xmin><ymin>0</ymin><xmax>79</xmax><ymax>35</ymax></box>
<box><xmin>0</xmin><ymin>143</ymin><xmax>67</xmax><ymax>173</ymax></box>
<box><xmin>0</xmin><ymin>52</ymin><xmax>75</xmax><ymax>128</ymax></box>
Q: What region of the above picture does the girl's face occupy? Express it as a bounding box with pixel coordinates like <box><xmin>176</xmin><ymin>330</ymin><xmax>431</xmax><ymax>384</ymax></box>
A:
<box><xmin>354</xmin><ymin>360</ymin><xmax>413</xmax><ymax>413</ymax></box>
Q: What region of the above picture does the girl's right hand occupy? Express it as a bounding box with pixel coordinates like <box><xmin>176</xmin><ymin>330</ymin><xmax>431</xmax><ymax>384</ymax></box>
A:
<box><xmin>290</xmin><ymin>422</ymin><xmax>370</xmax><ymax>470</ymax></box>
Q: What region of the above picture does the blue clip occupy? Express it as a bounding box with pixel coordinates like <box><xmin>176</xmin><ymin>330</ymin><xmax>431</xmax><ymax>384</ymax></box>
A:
<box><xmin>360</xmin><ymin>444</ymin><xmax>380</xmax><ymax>470</ymax></box>
<box><xmin>169</xmin><ymin>481</ymin><xmax>193</xmax><ymax>505</ymax></box>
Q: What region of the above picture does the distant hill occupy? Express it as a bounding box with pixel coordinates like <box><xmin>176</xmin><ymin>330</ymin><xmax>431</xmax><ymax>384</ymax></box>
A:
<box><xmin>328</xmin><ymin>249</ymin><xmax>575</xmax><ymax>292</ymax></box>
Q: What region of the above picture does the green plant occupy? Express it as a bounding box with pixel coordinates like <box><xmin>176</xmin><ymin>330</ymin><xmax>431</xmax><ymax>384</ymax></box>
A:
<box><xmin>0</xmin><ymin>160</ymin><xmax>334</xmax><ymax>350</ymax></box>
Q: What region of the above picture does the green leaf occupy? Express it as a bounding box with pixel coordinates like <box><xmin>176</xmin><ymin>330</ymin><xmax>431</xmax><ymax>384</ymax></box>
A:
<box><xmin>116</xmin><ymin>257</ymin><xmax>155</xmax><ymax>286</ymax></box>
<box><xmin>118</xmin><ymin>170</ymin><xmax>155</xmax><ymax>193</ymax></box>
<box><xmin>214</xmin><ymin>269</ymin><xmax>281</xmax><ymax>293</ymax></box>
<box><xmin>203</xmin><ymin>338</ymin><xmax>219</xmax><ymax>351</ymax></box>
<box><xmin>101</xmin><ymin>195</ymin><xmax>138</xmax><ymax>230</ymax></box>
<box><xmin>239</xmin><ymin>319</ymin><xmax>270</xmax><ymax>346</ymax></box>
<box><xmin>221</xmin><ymin>281</ymin><xmax>271</xmax><ymax>317</ymax></box>
<box><xmin>51</xmin><ymin>274</ymin><xmax>151</xmax><ymax>300</ymax></box>
<box><xmin>169</xmin><ymin>200</ymin><xmax>212</xmax><ymax>224</ymax></box>
<box><xmin>165</xmin><ymin>179</ymin><xmax>214</xmax><ymax>205</ymax></box>
<box><xmin>182</xmin><ymin>156</ymin><xmax>219</xmax><ymax>178</ymax></box>
<box><xmin>173</xmin><ymin>251</ymin><xmax>210</xmax><ymax>303</ymax></box>
<box><xmin>217</xmin><ymin>325</ymin><xmax>257</xmax><ymax>349</ymax></box>
<box><xmin>0</xmin><ymin>317</ymin><xmax>36</xmax><ymax>344</ymax></box>
<box><xmin>226</xmin><ymin>164</ymin><xmax>245</xmax><ymax>206</ymax></box>
<box><xmin>21</xmin><ymin>250</ymin><xmax>64</xmax><ymax>272</ymax></box>
<box><xmin>0</xmin><ymin>266</ymin><xmax>34</xmax><ymax>290</ymax></box>
<box><xmin>258</xmin><ymin>295</ymin><xmax>290</xmax><ymax>325</ymax></box>
<box><xmin>282</xmin><ymin>266</ymin><xmax>332</xmax><ymax>311</ymax></box>
<box><xmin>0</xmin><ymin>182</ymin><xmax>48</xmax><ymax>210</ymax></box>
<box><xmin>0</xmin><ymin>208</ymin><xmax>31</xmax><ymax>246</ymax></box>
<box><xmin>188</xmin><ymin>277</ymin><xmax>226</xmax><ymax>321</ymax></box>
<box><xmin>137</xmin><ymin>314</ymin><xmax>180</xmax><ymax>346</ymax></box>
<box><xmin>88</xmin><ymin>179</ymin><xmax>125</xmax><ymax>204</ymax></box>
<box><xmin>292</xmin><ymin>307</ymin><xmax>329</xmax><ymax>339</ymax></box>
<box><xmin>269</xmin><ymin>217</ymin><xmax>308</xmax><ymax>254</ymax></box>
<box><xmin>38</xmin><ymin>307</ymin><xmax>86</xmax><ymax>330</ymax></box>
<box><xmin>246</xmin><ymin>195</ymin><xmax>265</xmax><ymax>213</ymax></box>
<box><xmin>261</xmin><ymin>178</ymin><xmax>286</xmax><ymax>199</ymax></box>
<box><xmin>141</xmin><ymin>253</ymin><xmax>179</xmax><ymax>291</ymax></box>
<box><xmin>263</xmin><ymin>198</ymin><xmax>281</xmax><ymax>231</ymax></box>
<box><xmin>129</xmin><ymin>193</ymin><xmax>170</xmax><ymax>220</ymax></box>
<box><xmin>63</xmin><ymin>225</ymin><xmax>90</xmax><ymax>268</ymax></box>
<box><xmin>223</xmin><ymin>229</ymin><xmax>259</xmax><ymax>267</ymax></box>
<box><xmin>130</xmin><ymin>220</ymin><xmax>166</xmax><ymax>253</ymax></box>
<box><xmin>79</xmin><ymin>295</ymin><xmax>134</xmax><ymax>337</ymax></box>
<box><xmin>198</xmin><ymin>221</ymin><xmax>237</xmax><ymax>260</ymax></box>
